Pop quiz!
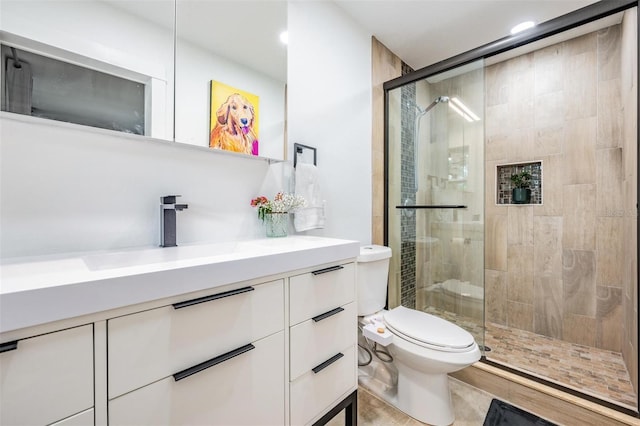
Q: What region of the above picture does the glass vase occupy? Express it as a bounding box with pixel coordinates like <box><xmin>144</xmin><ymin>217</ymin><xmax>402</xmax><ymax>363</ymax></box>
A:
<box><xmin>264</xmin><ymin>212</ymin><xmax>288</xmax><ymax>238</ymax></box>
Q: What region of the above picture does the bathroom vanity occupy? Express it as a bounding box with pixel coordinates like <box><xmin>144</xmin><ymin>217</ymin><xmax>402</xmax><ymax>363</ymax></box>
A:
<box><xmin>0</xmin><ymin>236</ymin><xmax>359</xmax><ymax>426</ymax></box>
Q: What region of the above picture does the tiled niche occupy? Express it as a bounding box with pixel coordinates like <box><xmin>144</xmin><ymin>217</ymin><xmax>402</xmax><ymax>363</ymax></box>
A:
<box><xmin>496</xmin><ymin>161</ymin><xmax>542</xmax><ymax>205</ymax></box>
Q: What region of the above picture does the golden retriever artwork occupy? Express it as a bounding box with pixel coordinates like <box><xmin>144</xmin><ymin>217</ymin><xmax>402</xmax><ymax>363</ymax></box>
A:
<box><xmin>209</xmin><ymin>81</ymin><xmax>259</xmax><ymax>155</ymax></box>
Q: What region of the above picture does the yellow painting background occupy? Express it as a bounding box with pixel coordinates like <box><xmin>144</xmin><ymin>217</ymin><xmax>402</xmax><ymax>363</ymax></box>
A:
<box><xmin>209</xmin><ymin>80</ymin><xmax>260</xmax><ymax>138</ymax></box>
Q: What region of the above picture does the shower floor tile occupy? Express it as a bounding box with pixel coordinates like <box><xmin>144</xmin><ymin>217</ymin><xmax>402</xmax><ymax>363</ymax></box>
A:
<box><xmin>485</xmin><ymin>322</ymin><xmax>638</xmax><ymax>411</ymax></box>
<box><xmin>422</xmin><ymin>306</ymin><xmax>637</xmax><ymax>411</ymax></box>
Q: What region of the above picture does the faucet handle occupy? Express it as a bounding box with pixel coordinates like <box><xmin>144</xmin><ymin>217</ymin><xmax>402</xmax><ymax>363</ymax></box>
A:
<box><xmin>161</xmin><ymin>195</ymin><xmax>181</xmax><ymax>204</ymax></box>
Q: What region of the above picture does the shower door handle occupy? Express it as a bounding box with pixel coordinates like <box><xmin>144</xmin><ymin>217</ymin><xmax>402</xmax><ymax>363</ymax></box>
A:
<box><xmin>395</xmin><ymin>205</ymin><xmax>467</xmax><ymax>209</ymax></box>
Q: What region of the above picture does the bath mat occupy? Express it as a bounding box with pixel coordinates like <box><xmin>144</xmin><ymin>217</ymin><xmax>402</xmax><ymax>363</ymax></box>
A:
<box><xmin>483</xmin><ymin>399</ymin><xmax>557</xmax><ymax>426</ymax></box>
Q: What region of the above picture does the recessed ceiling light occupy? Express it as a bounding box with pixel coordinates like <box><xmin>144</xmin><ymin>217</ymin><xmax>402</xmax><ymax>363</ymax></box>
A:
<box><xmin>279</xmin><ymin>31</ymin><xmax>288</xmax><ymax>45</ymax></box>
<box><xmin>510</xmin><ymin>21</ymin><xmax>535</xmax><ymax>35</ymax></box>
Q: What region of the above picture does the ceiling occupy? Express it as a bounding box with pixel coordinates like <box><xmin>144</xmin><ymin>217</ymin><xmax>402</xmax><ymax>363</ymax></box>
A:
<box><xmin>333</xmin><ymin>0</ymin><xmax>601</xmax><ymax>70</ymax></box>
<box><xmin>105</xmin><ymin>0</ymin><xmax>604</xmax><ymax>82</ymax></box>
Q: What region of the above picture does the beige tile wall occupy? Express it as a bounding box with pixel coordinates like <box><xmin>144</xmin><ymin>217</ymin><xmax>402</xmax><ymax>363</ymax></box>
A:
<box><xmin>484</xmin><ymin>24</ymin><xmax>636</xmax><ymax>362</ymax></box>
<box><xmin>371</xmin><ymin>37</ymin><xmax>402</xmax><ymax>246</ymax></box>
<box><xmin>620</xmin><ymin>9</ymin><xmax>638</xmax><ymax>396</ymax></box>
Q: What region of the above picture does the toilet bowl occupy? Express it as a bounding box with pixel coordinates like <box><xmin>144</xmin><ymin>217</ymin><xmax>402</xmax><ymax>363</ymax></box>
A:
<box><xmin>357</xmin><ymin>245</ymin><xmax>481</xmax><ymax>426</ymax></box>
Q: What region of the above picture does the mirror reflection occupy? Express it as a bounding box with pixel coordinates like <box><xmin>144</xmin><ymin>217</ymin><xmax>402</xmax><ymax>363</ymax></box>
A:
<box><xmin>0</xmin><ymin>0</ymin><xmax>287</xmax><ymax>160</ymax></box>
<box><xmin>174</xmin><ymin>0</ymin><xmax>287</xmax><ymax>159</ymax></box>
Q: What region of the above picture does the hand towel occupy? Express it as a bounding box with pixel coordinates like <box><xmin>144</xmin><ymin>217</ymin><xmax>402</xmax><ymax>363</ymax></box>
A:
<box><xmin>294</xmin><ymin>163</ymin><xmax>325</xmax><ymax>232</ymax></box>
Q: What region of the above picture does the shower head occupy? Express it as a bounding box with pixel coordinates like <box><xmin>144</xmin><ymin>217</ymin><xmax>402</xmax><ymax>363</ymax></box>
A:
<box><xmin>436</xmin><ymin>96</ymin><xmax>449</xmax><ymax>103</ymax></box>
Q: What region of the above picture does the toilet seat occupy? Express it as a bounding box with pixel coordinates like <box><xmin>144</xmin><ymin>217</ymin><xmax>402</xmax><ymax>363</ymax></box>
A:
<box><xmin>383</xmin><ymin>306</ymin><xmax>476</xmax><ymax>353</ymax></box>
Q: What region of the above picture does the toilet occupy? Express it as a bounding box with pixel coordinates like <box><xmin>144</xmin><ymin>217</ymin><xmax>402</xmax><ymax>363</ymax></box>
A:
<box><xmin>357</xmin><ymin>245</ymin><xmax>481</xmax><ymax>426</ymax></box>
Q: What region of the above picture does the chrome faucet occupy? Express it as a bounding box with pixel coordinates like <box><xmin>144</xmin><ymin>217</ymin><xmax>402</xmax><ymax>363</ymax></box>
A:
<box><xmin>160</xmin><ymin>195</ymin><xmax>188</xmax><ymax>247</ymax></box>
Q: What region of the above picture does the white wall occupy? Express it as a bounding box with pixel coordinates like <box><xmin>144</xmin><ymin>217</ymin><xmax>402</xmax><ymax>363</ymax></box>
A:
<box><xmin>0</xmin><ymin>0</ymin><xmax>373</xmax><ymax>258</ymax></box>
<box><xmin>288</xmin><ymin>1</ymin><xmax>372</xmax><ymax>245</ymax></box>
<box><xmin>0</xmin><ymin>116</ymin><xmax>287</xmax><ymax>258</ymax></box>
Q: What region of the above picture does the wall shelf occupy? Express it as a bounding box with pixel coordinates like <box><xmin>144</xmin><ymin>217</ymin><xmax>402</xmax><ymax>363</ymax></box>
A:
<box><xmin>496</xmin><ymin>161</ymin><xmax>542</xmax><ymax>205</ymax></box>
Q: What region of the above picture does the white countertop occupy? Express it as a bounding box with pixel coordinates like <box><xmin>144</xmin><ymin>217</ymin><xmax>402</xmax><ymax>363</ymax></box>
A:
<box><xmin>0</xmin><ymin>236</ymin><xmax>360</xmax><ymax>334</ymax></box>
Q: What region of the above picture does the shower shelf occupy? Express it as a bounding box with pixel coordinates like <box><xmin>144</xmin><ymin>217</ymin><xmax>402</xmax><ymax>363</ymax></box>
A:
<box><xmin>395</xmin><ymin>205</ymin><xmax>467</xmax><ymax>209</ymax></box>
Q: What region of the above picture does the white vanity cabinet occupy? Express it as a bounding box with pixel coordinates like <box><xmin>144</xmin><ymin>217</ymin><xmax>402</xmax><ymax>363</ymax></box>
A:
<box><xmin>0</xmin><ymin>236</ymin><xmax>360</xmax><ymax>426</ymax></box>
<box><xmin>107</xmin><ymin>279</ymin><xmax>285</xmax><ymax>425</ymax></box>
<box><xmin>288</xmin><ymin>263</ymin><xmax>357</xmax><ymax>425</ymax></box>
<box><xmin>0</xmin><ymin>324</ymin><xmax>94</xmax><ymax>426</ymax></box>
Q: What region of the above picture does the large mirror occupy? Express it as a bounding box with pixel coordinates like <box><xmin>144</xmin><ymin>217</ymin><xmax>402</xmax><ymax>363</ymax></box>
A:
<box><xmin>0</xmin><ymin>0</ymin><xmax>287</xmax><ymax>160</ymax></box>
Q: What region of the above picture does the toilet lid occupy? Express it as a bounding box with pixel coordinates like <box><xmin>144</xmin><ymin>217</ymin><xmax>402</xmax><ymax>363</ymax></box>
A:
<box><xmin>383</xmin><ymin>306</ymin><xmax>476</xmax><ymax>351</ymax></box>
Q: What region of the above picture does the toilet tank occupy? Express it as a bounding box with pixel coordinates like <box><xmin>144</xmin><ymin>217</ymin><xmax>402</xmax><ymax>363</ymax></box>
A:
<box><xmin>357</xmin><ymin>245</ymin><xmax>392</xmax><ymax>316</ymax></box>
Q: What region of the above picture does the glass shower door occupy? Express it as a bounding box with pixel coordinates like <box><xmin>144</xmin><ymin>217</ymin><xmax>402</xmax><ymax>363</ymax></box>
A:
<box><xmin>386</xmin><ymin>59</ymin><xmax>485</xmax><ymax>348</ymax></box>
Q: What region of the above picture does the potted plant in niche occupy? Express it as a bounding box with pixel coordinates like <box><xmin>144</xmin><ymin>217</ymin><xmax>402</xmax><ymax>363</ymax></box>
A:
<box><xmin>510</xmin><ymin>170</ymin><xmax>532</xmax><ymax>204</ymax></box>
<box><xmin>251</xmin><ymin>192</ymin><xmax>306</xmax><ymax>237</ymax></box>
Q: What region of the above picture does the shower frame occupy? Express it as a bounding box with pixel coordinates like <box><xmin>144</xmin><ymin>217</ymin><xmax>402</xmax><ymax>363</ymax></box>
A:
<box><xmin>383</xmin><ymin>0</ymin><xmax>640</xmax><ymax>416</ymax></box>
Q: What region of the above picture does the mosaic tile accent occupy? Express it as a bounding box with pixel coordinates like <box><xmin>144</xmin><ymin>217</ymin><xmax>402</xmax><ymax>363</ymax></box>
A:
<box><xmin>496</xmin><ymin>162</ymin><xmax>543</xmax><ymax>205</ymax></box>
<box><xmin>399</xmin><ymin>76</ymin><xmax>416</xmax><ymax>309</ymax></box>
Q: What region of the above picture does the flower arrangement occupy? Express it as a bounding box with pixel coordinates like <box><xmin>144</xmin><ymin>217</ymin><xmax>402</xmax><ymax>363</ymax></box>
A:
<box><xmin>251</xmin><ymin>192</ymin><xmax>306</xmax><ymax>221</ymax></box>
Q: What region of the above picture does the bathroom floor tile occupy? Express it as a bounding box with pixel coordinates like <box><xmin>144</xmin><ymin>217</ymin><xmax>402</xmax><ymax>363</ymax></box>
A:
<box><xmin>325</xmin><ymin>380</ymin><xmax>492</xmax><ymax>426</ymax></box>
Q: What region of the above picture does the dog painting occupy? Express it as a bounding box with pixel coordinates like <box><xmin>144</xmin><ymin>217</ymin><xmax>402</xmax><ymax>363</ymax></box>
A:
<box><xmin>209</xmin><ymin>81</ymin><xmax>259</xmax><ymax>155</ymax></box>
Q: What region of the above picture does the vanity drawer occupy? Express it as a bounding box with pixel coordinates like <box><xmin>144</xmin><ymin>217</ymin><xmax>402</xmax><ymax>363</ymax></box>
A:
<box><xmin>108</xmin><ymin>279</ymin><xmax>284</xmax><ymax>399</ymax></box>
<box><xmin>290</xmin><ymin>302</ymin><xmax>356</xmax><ymax>381</ymax></box>
<box><xmin>289</xmin><ymin>263</ymin><xmax>355</xmax><ymax>326</ymax></box>
<box><xmin>0</xmin><ymin>325</ymin><xmax>94</xmax><ymax>426</ymax></box>
<box><xmin>109</xmin><ymin>331</ymin><xmax>285</xmax><ymax>426</ymax></box>
<box><xmin>290</xmin><ymin>344</ymin><xmax>356</xmax><ymax>426</ymax></box>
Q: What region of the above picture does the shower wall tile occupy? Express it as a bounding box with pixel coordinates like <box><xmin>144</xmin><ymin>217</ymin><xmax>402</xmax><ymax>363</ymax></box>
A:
<box><xmin>563</xmin><ymin>313</ymin><xmax>596</xmax><ymax>347</ymax></box>
<box><xmin>597</xmin><ymin>25</ymin><xmax>621</xmax><ymax>82</ymax></box>
<box><xmin>564</xmin><ymin>32</ymin><xmax>596</xmax><ymax>56</ymax></box>
<box><xmin>485</xmin><ymin>104</ymin><xmax>509</xmax><ymax>138</ymax></box>
<box><xmin>507</xmin><ymin>245</ymin><xmax>534</xmax><ymax>304</ymax></box>
<box><xmin>485</xmin><ymin>269</ymin><xmax>507</xmax><ymax>325</ymax></box>
<box><xmin>534</xmin><ymin>125</ymin><xmax>563</xmax><ymax>157</ymax></box>
<box><xmin>596</xmin><ymin>78</ymin><xmax>622</xmax><ymax>149</ymax></box>
<box><xmin>562</xmin><ymin>249</ymin><xmax>596</xmax><ymax>317</ymax></box>
<box><xmin>596</xmin><ymin>148</ymin><xmax>623</xmax><ymax>217</ymax></box>
<box><xmin>486</xmin><ymin>134</ymin><xmax>509</xmax><ymax>162</ymax></box>
<box><xmin>563</xmin><ymin>51</ymin><xmax>597</xmax><ymax>121</ymax></box>
<box><xmin>508</xmin><ymin>206</ymin><xmax>533</xmax><ymax>245</ymax></box>
<box><xmin>533</xmin><ymin>155</ymin><xmax>563</xmax><ymax>216</ymax></box>
<box><xmin>562</xmin><ymin>184</ymin><xmax>596</xmax><ymax>250</ymax></box>
<box><xmin>596</xmin><ymin>286</ymin><xmax>622</xmax><ymax>351</ymax></box>
<box><xmin>563</xmin><ymin>117</ymin><xmax>597</xmax><ymax>185</ymax></box>
<box><xmin>507</xmin><ymin>301</ymin><xmax>534</xmax><ymax>332</ymax></box>
<box><xmin>485</xmin><ymin>214</ymin><xmax>507</xmax><ymax>271</ymax></box>
<box><xmin>534</xmin><ymin>91</ymin><xmax>564</xmax><ymax>129</ymax></box>
<box><xmin>533</xmin><ymin>275</ymin><xmax>563</xmax><ymax>339</ymax></box>
<box><xmin>486</xmin><ymin>62</ymin><xmax>509</xmax><ymax>107</ymax></box>
<box><xmin>507</xmin><ymin>128</ymin><xmax>535</xmax><ymax>162</ymax></box>
<box><xmin>482</xmin><ymin>22</ymin><xmax>632</xmax><ymax>366</ymax></box>
<box><xmin>534</xmin><ymin>44</ymin><xmax>563</xmax><ymax>96</ymax></box>
<box><xmin>596</xmin><ymin>217</ymin><xmax>623</xmax><ymax>288</ymax></box>
<box><xmin>533</xmin><ymin>216</ymin><xmax>563</xmax><ymax>277</ymax></box>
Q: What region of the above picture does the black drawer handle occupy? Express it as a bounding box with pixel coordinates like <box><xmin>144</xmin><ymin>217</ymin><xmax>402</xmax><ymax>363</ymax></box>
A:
<box><xmin>173</xmin><ymin>286</ymin><xmax>254</xmax><ymax>309</ymax></box>
<box><xmin>0</xmin><ymin>341</ymin><xmax>18</xmax><ymax>353</ymax></box>
<box><xmin>311</xmin><ymin>265</ymin><xmax>344</xmax><ymax>276</ymax></box>
<box><xmin>173</xmin><ymin>343</ymin><xmax>255</xmax><ymax>382</ymax></box>
<box><xmin>312</xmin><ymin>352</ymin><xmax>344</xmax><ymax>374</ymax></box>
<box><xmin>312</xmin><ymin>307</ymin><xmax>344</xmax><ymax>322</ymax></box>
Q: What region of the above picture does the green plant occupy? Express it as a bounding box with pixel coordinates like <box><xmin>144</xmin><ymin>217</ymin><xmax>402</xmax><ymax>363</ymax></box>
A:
<box><xmin>510</xmin><ymin>171</ymin><xmax>532</xmax><ymax>189</ymax></box>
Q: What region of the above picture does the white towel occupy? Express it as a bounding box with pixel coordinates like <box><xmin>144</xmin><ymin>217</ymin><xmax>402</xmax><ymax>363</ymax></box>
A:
<box><xmin>294</xmin><ymin>163</ymin><xmax>325</xmax><ymax>231</ymax></box>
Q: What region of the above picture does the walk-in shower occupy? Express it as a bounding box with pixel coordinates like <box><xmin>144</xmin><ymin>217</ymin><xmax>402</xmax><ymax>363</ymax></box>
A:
<box><xmin>384</xmin><ymin>4</ymin><xmax>639</xmax><ymax>416</ymax></box>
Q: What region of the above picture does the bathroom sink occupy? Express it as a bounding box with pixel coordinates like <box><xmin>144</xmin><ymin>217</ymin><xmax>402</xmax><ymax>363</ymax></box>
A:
<box><xmin>82</xmin><ymin>242</ymin><xmax>248</xmax><ymax>271</ymax></box>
